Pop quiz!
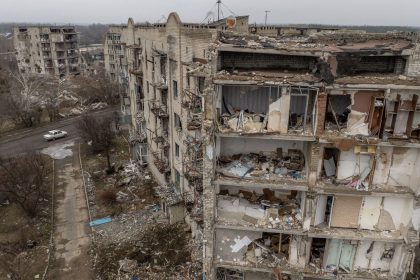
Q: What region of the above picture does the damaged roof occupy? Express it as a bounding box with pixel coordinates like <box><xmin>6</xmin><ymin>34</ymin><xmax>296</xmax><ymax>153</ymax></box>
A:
<box><xmin>217</xmin><ymin>31</ymin><xmax>416</xmax><ymax>54</ymax></box>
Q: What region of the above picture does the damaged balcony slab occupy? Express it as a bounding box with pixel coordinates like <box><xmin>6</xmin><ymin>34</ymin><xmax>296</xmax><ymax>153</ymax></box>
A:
<box><xmin>215</xmin><ymin>177</ymin><xmax>308</xmax><ymax>192</ymax></box>
<box><xmin>308</xmin><ymin>227</ymin><xmax>405</xmax><ymax>243</ymax></box>
<box><xmin>313</xmin><ymin>183</ymin><xmax>415</xmax><ymax>198</ymax></box>
<box><xmin>215</xmin><ymin>224</ymin><xmax>304</xmax><ymax>235</ymax></box>
<box><xmin>216</xmin><ymin>132</ymin><xmax>316</xmax><ymax>142</ymax></box>
<box><xmin>213</xmin><ymin>71</ymin><xmax>322</xmax><ymax>86</ymax></box>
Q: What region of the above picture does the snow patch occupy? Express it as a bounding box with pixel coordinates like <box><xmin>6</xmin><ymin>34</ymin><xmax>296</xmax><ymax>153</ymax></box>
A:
<box><xmin>41</xmin><ymin>141</ymin><xmax>74</xmax><ymax>160</ymax></box>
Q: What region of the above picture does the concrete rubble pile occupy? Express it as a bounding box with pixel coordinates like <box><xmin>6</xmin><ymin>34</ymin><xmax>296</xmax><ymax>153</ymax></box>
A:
<box><xmin>217</xmin><ymin>151</ymin><xmax>306</xmax><ymax>181</ymax></box>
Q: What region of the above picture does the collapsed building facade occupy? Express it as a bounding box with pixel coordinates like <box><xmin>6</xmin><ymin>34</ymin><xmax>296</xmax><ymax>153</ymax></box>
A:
<box><xmin>13</xmin><ymin>25</ymin><xmax>82</xmax><ymax>76</ymax></box>
<box><xmin>104</xmin><ymin>13</ymin><xmax>420</xmax><ymax>280</ymax></box>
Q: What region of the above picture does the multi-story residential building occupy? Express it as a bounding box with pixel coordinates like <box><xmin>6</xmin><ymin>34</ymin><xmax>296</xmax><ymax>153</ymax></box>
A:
<box><xmin>13</xmin><ymin>25</ymin><xmax>81</xmax><ymax>76</ymax></box>
<box><xmin>104</xmin><ymin>13</ymin><xmax>420</xmax><ymax>280</ymax></box>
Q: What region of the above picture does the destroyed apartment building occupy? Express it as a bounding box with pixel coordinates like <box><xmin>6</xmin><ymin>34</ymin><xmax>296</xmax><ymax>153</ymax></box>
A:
<box><xmin>13</xmin><ymin>25</ymin><xmax>82</xmax><ymax>76</ymax></box>
<box><xmin>104</xmin><ymin>13</ymin><xmax>420</xmax><ymax>280</ymax></box>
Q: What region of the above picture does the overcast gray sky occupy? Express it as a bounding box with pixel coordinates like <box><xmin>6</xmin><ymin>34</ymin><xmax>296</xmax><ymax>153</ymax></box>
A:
<box><xmin>1</xmin><ymin>0</ymin><xmax>419</xmax><ymax>26</ymax></box>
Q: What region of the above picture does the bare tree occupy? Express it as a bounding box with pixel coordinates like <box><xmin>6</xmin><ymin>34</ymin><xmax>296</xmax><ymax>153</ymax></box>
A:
<box><xmin>4</xmin><ymin>71</ymin><xmax>45</xmax><ymax>127</ymax></box>
<box><xmin>73</xmin><ymin>70</ymin><xmax>121</xmax><ymax>106</ymax></box>
<box><xmin>0</xmin><ymin>153</ymin><xmax>50</xmax><ymax>217</ymax></box>
<box><xmin>77</xmin><ymin>113</ymin><xmax>116</xmax><ymax>172</ymax></box>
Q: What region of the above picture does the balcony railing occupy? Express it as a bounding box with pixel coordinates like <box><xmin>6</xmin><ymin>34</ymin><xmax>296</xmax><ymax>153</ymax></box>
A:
<box><xmin>150</xmin><ymin>100</ymin><xmax>169</xmax><ymax>119</ymax></box>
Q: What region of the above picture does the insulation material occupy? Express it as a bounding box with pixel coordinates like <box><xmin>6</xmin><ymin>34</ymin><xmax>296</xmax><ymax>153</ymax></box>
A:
<box><xmin>314</xmin><ymin>195</ymin><xmax>327</xmax><ymax>226</ymax></box>
<box><xmin>267</xmin><ymin>98</ymin><xmax>282</xmax><ymax>132</ymax></box>
<box><xmin>330</xmin><ymin>196</ymin><xmax>362</xmax><ymax>228</ymax></box>
<box><xmin>336</xmin><ymin>150</ymin><xmax>371</xmax><ymax>181</ymax></box>
<box><xmin>359</xmin><ymin>197</ymin><xmax>382</xmax><ymax>230</ymax></box>
<box><xmin>215</xmin><ymin>229</ymin><xmax>262</xmax><ymax>262</ymax></box>
<box><xmin>346</xmin><ymin>110</ymin><xmax>369</xmax><ymax>135</ymax></box>
<box><xmin>231</xmin><ymin>236</ymin><xmax>253</xmax><ymax>253</ymax></box>
<box><xmin>353</xmin><ymin>241</ymin><xmax>373</xmax><ymax>270</ymax></box>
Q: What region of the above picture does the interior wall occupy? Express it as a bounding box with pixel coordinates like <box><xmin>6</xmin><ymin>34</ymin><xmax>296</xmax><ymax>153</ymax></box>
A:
<box><xmin>382</xmin><ymin>197</ymin><xmax>413</xmax><ymax>230</ymax></box>
<box><xmin>353</xmin><ymin>241</ymin><xmax>372</xmax><ymax>270</ymax></box>
<box><xmin>388</xmin><ymin>148</ymin><xmax>418</xmax><ymax>190</ymax></box>
<box><xmin>222</xmin><ymin>85</ymin><xmax>271</xmax><ymax>114</ymax></box>
<box><xmin>330</xmin><ymin>196</ymin><xmax>362</xmax><ymax>228</ymax></box>
<box><xmin>359</xmin><ymin>196</ymin><xmax>382</xmax><ymax>230</ymax></box>
<box><xmin>219</xmin><ymin>137</ymin><xmax>305</xmax><ymax>156</ymax></box>
<box><xmin>337</xmin><ymin>150</ymin><xmax>371</xmax><ymax>180</ymax></box>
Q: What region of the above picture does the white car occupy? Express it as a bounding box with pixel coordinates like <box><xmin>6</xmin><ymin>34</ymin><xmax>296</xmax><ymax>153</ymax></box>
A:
<box><xmin>43</xmin><ymin>130</ymin><xmax>68</xmax><ymax>141</ymax></box>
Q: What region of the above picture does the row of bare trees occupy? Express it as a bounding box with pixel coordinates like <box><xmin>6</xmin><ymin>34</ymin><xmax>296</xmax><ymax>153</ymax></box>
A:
<box><xmin>0</xmin><ymin>64</ymin><xmax>121</xmax><ymax>130</ymax></box>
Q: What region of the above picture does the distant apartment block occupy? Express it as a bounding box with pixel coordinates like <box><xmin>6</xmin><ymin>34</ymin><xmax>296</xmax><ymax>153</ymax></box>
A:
<box><xmin>105</xmin><ymin>13</ymin><xmax>420</xmax><ymax>280</ymax></box>
<box><xmin>13</xmin><ymin>25</ymin><xmax>81</xmax><ymax>76</ymax></box>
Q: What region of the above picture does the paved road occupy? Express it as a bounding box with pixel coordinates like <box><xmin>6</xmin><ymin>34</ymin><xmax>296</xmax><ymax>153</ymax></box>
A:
<box><xmin>49</xmin><ymin>145</ymin><xmax>91</xmax><ymax>279</ymax></box>
<box><xmin>0</xmin><ymin>106</ymin><xmax>118</xmax><ymax>157</ymax></box>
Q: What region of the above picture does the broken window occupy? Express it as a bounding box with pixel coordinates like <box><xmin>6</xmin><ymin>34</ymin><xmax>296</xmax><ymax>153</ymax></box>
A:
<box><xmin>175</xmin><ymin>143</ymin><xmax>180</xmax><ymax>158</ymax></box>
<box><xmin>384</xmin><ymin>94</ymin><xmax>419</xmax><ymax>138</ymax></box>
<box><xmin>288</xmin><ymin>87</ymin><xmax>317</xmax><ymax>133</ymax></box>
<box><xmin>325</xmin><ymin>95</ymin><xmax>351</xmax><ymax>131</ymax></box>
<box><xmin>310</xmin><ymin>238</ymin><xmax>326</xmax><ymax>270</ymax></box>
<box><xmin>174</xmin><ymin>113</ymin><xmax>182</xmax><ymax>132</ymax></box>
<box><xmin>173</xmin><ymin>80</ymin><xmax>178</xmax><ymax>99</ymax></box>
<box><xmin>175</xmin><ymin>170</ymin><xmax>180</xmax><ymax>187</ymax></box>
<box><xmin>219</xmin><ymin>51</ymin><xmax>317</xmax><ymax>72</ymax></box>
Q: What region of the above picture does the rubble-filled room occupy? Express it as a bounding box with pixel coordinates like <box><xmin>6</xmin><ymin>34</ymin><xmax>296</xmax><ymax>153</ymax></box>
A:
<box><xmin>215</xmin><ymin>229</ymin><xmax>299</xmax><ymax>269</ymax></box>
<box><xmin>217</xmin><ymin>85</ymin><xmax>317</xmax><ymax>135</ymax></box>
<box><xmin>216</xmin><ymin>137</ymin><xmax>308</xmax><ymax>182</ymax></box>
<box><xmin>216</xmin><ymin>185</ymin><xmax>304</xmax><ymax>230</ymax></box>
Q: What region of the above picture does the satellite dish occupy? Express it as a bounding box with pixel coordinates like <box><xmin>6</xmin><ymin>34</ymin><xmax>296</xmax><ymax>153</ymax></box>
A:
<box><xmin>226</xmin><ymin>16</ymin><xmax>236</xmax><ymax>29</ymax></box>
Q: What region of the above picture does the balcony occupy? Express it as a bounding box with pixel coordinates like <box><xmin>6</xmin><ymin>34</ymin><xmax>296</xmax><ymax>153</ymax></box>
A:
<box><xmin>150</xmin><ymin>100</ymin><xmax>169</xmax><ymax>119</ymax></box>
<box><xmin>183</xmin><ymin>191</ymin><xmax>203</xmax><ymax>223</ymax></box>
<box><xmin>129</xmin><ymin>129</ymin><xmax>147</xmax><ymax>144</ymax></box>
<box><xmin>151</xmin><ymin>151</ymin><xmax>170</xmax><ymax>173</ymax></box>
<box><xmin>129</xmin><ymin>65</ymin><xmax>143</xmax><ymax>76</ymax></box>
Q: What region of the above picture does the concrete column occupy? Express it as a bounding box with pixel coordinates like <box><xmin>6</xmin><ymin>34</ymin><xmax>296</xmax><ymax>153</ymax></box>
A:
<box><xmin>279</xmin><ymin>86</ymin><xmax>291</xmax><ymax>134</ymax></box>
<box><xmin>202</xmin><ymin>82</ymin><xmax>216</xmax><ymax>280</ymax></box>
<box><xmin>316</xmin><ymin>90</ymin><xmax>327</xmax><ymax>136</ymax></box>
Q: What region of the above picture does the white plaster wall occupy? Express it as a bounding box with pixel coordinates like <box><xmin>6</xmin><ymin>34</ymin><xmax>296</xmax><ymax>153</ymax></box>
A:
<box><xmin>353</xmin><ymin>241</ymin><xmax>372</xmax><ymax>270</ymax></box>
<box><xmin>219</xmin><ymin>137</ymin><xmax>305</xmax><ymax>156</ymax></box>
<box><xmin>314</xmin><ymin>195</ymin><xmax>327</xmax><ymax>226</ymax></box>
<box><xmin>337</xmin><ymin>150</ymin><xmax>371</xmax><ymax>180</ymax></box>
<box><xmin>359</xmin><ymin>197</ymin><xmax>382</xmax><ymax>230</ymax></box>
<box><xmin>372</xmin><ymin>146</ymin><xmax>393</xmax><ymax>185</ymax></box>
<box><xmin>383</xmin><ymin>197</ymin><xmax>413</xmax><ymax>230</ymax></box>
<box><xmin>369</xmin><ymin>242</ymin><xmax>392</xmax><ymax>271</ymax></box>
<box><xmin>412</xmin><ymin>208</ymin><xmax>420</xmax><ymax>231</ymax></box>
<box><xmin>389</xmin><ymin>244</ymin><xmax>405</xmax><ymax>276</ymax></box>
<box><xmin>388</xmin><ymin>148</ymin><xmax>418</xmax><ymax>191</ymax></box>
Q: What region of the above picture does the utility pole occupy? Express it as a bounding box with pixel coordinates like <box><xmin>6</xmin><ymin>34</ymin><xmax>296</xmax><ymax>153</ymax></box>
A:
<box><xmin>264</xmin><ymin>10</ymin><xmax>271</xmax><ymax>26</ymax></box>
<box><xmin>217</xmin><ymin>0</ymin><xmax>221</xmax><ymax>21</ymax></box>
